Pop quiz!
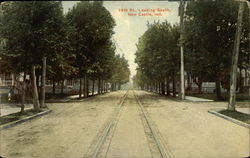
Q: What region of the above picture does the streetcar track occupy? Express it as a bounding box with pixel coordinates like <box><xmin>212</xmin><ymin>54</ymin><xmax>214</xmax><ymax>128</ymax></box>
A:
<box><xmin>86</xmin><ymin>90</ymin><xmax>129</xmax><ymax>158</ymax></box>
<box><xmin>102</xmin><ymin>98</ymin><xmax>126</xmax><ymax>158</ymax></box>
<box><xmin>137</xmin><ymin>98</ymin><xmax>161</xmax><ymax>158</ymax></box>
<box><xmin>133</xmin><ymin>91</ymin><xmax>173</xmax><ymax>158</ymax></box>
<box><xmin>87</xmin><ymin>90</ymin><xmax>172</xmax><ymax>158</ymax></box>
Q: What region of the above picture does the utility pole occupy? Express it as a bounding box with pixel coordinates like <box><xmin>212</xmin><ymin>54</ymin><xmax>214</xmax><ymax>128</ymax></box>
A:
<box><xmin>179</xmin><ymin>0</ymin><xmax>185</xmax><ymax>100</ymax></box>
<box><xmin>228</xmin><ymin>2</ymin><xmax>245</xmax><ymax>111</ymax></box>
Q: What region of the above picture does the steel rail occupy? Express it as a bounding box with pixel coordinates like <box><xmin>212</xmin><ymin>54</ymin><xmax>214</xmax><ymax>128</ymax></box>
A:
<box><xmin>133</xmin><ymin>91</ymin><xmax>172</xmax><ymax>158</ymax></box>
<box><xmin>89</xmin><ymin>90</ymin><xmax>129</xmax><ymax>158</ymax></box>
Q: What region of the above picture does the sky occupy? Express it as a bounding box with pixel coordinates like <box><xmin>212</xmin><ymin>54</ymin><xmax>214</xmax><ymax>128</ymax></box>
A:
<box><xmin>62</xmin><ymin>1</ymin><xmax>180</xmax><ymax>78</ymax></box>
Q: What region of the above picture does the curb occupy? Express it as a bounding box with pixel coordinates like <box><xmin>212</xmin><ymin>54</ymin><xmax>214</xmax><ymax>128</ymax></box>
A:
<box><xmin>46</xmin><ymin>93</ymin><xmax>109</xmax><ymax>103</ymax></box>
<box><xmin>46</xmin><ymin>99</ymin><xmax>72</xmax><ymax>103</ymax></box>
<box><xmin>0</xmin><ymin>109</ymin><xmax>52</xmax><ymax>130</ymax></box>
<box><xmin>208</xmin><ymin>110</ymin><xmax>250</xmax><ymax>129</ymax></box>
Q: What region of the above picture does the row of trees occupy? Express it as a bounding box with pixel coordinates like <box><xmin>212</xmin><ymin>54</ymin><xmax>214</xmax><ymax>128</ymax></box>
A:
<box><xmin>133</xmin><ymin>0</ymin><xmax>249</xmax><ymax>100</ymax></box>
<box><xmin>134</xmin><ymin>22</ymin><xmax>180</xmax><ymax>97</ymax></box>
<box><xmin>0</xmin><ymin>1</ymin><xmax>130</xmax><ymax>112</ymax></box>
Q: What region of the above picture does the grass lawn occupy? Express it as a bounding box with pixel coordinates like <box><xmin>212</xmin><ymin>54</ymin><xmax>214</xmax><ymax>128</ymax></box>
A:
<box><xmin>218</xmin><ymin>109</ymin><xmax>250</xmax><ymax>124</ymax></box>
<box><xmin>236</xmin><ymin>102</ymin><xmax>250</xmax><ymax>108</ymax></box>
<box><xmin>0</xmin><ymin>109</ymin><xmax>44</xmax><ymax>125</ymax></box>
<box><xmin>188</xmin><ymin>93</ymin><xmax>249</xmax><ymax>101</ymax></box>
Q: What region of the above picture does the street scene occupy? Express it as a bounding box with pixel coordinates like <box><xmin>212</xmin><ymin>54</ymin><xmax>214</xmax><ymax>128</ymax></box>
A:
<box><xmin>0</xmin><ymin>1</ymin><xmax>249</xmax><ymax>158</ymax></box>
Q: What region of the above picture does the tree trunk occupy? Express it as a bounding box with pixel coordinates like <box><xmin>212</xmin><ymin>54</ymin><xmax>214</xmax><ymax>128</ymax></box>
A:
<box><xmin>52</xmin><ymin>79</ymin><xmax>56</xmax><ymax>95</ymax></box>
<box><xmin>244</xmin><ymin>68</ymin><xmax>247</xmax><ymax>87</ymax></box>
<box><xmin>228</xmin><ymin>2</ymin><xmax>244</xmax><ymax>111</ymax></box>
<box><xmin>118</xmin><ymin>83</ymin><xmax>121</xmax><ymax>90</ymax></box>
<box><xmin>179</xmin><ymin>0</ymin><xmax>186</xmax><ymax>100</ymax></box>
<box><xmin>83</xmin><ymin>75</ymin><xmax>86</xmax><ymax>98</ymax></box>
<box><xmin>104</xmin><ymin>81</ymin><xmax>106</xmax><ymax>93</ymax></box>
<box><xmin>106</xmin><ymin>82</ymin><xmax>108</xmax><ymax>92</ymax></box>
<box><xmin>161</xmin><ymin>81</ymin><xmax>165</xmax><ymax>95</ymax></box>
<box><xmin>187</xmin><ymin>72</ymin><xmax>192</xmax><ymax>91</ymax></box>
<box><xmin>86</xmin><ymin>75</ymin><xmax>89</xmax><ymax>97</ymax></box>
<box><xmin>159</xmin><ymin>82</ymin><xmax>161</xmax><ymax>94</ymax></box>
<box><xmin>61</xmin><ymin>80</ymin><xmax>64</xmax><ymax>94</ymax></box>
<box><xmin>111</xmin><ymin>83</ymin><xmax>114</xmax><ymax>91</ymax></box>
<box><xmin>102</xmin><ymin>81</ymin><xmax>104</xmax><ymax>93</ymax></box>
<box><xmin>79</xmin><ymin>77</ymin><xmax>82</xmax><ymax>98</ymax></box>
<box><xmin>103</xmin><ymin>80</ymin><xmax>105</xmax><ymax>92</ymax></box>
<box><xmin>239</xmin><ymin>67</ymin><xmax>243</xmax><ymax>93</ymax></box>
<box><xmin>172</xmin><ymin>75</ymin><xmax>176</xmax><ymax>97</ymax></box>
<box><xmin>20</xmin><ymin>72</ymin><xmax>27</xmax><ymax>113</ymax></box>
<box><xmin>166</xmin><ymin>78</ymin><xmax>170</xmax><ymax>96</ymax></box>
<box><xmin>102</xmin><ymin>80</ymin><xmax>105</xmax><ymax>93</ymax></box>
<box><xmin>36</xmin><ymin>72</ymin><xmax>40</xmax><ymax>96</ymax></box>
<box><xmin>153</xmin><ymin>82</ymin><xmax>155</xmax><ymax>92</ymax></box>
<box><xmin>98</xmin><ymin>78</ymin><xmax>101</xmax><ymax>94</ymax></box>
<box><xmin>157</xmin><ymin>82</ymin><xmax>159</xmax><ymax>93</ymax></box>
<box><xmin>194</xmin><ymin>76</ymin><xmax>203</xmax><ymax>94</ymax></box>
<box><xmin>215</xmin><ymin>76</ymin><xmax>222</xmax><ymax>100</ymax></box>
<box><xmin>154</xmin><ymin>83</ymin><xmax>155</xmax><ymax>92</ymax></box>
<box><xmin>104</xmin><ymin>82</ymin><xmax>106</xmax><ymax>92</ymax></box>
<box><xmin>198</xmin><ymin>83</ymin><xmax>202</xmax><ymax>94</ymax></box>
<box><xmin>106</xmin><ymin>81</ymin><xmax>107</xmax><ymax>92</ymax></box>
<box><xmin>92</xmin><ymin>79</ymin><xmax>95</xmax><ymax>96</ymax></box>
<box><xmin>100</xmin><ymin>80</ymin><xmax>103</xmax><ymax>93</ymax></box>
<box><xmin>40</xmin><ymin>57</ymin><xmax>46</xmax><ymax>108</ymax></box>
<box><xmin>31</xmin><ymin>66</ymin><xmax>40</xmax><ymax>111</ymax></box>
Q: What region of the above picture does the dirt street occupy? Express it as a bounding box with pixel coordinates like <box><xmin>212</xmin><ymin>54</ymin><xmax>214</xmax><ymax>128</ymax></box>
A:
<box><xmin>97</xmin><ymin>91</ymin><xmax>157</xmax><ymax>158</ymax></box>
<box><xmin>0</xmin><ymin>91</ymin><xmax>126</xmax><ymax>158</ymax></box>
<box><xmin>1</xmin><ymin>90</ymin><xmax>249</xmax><ymax>158</ymax></box>
<box><xmin>136</xmin><ymin>90</ymin><xmax>249</xmax><ymax>158</ymax></box>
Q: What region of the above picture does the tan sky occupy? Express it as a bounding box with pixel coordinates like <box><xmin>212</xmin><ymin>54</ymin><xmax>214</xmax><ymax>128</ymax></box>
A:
<box><xmin>62</xmin><ymin>1</ymin><xmax>180</xmax><ymax>78</ymax></box>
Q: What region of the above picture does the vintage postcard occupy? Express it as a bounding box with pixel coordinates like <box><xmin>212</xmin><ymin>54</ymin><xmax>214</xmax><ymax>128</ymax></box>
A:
<box><xmin>0</xmin><ymin>1</ymin><xmax>249</xmax><ymax>158</ymax></box>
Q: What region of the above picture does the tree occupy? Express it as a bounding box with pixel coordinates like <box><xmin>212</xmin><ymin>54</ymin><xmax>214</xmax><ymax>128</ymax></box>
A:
<box><xmin>110</xmin><ymin>54</ymin><xmax>130</xmax><ymax>90</ymax></box>
<box><xmin>66</xmin><ymin>1</ymin><xmax>115</xmax><ymax>98</ymax></box>
<box><xmin>135</xmin><ymin>21</ymin><xmax>180</xmax><ymax>96</ymax></box>
<box><xmin>184</xmin><ymin>0</ymin><xmax>249</xmax><ymax>100</ymax></box>
<box><xmin>228</xmin><ymin>1</ymin><xmax>245</xmax><ymax>111</ymax></box>
<box><xmin>1</xmin><ymin>2</ymin><xmax>65</xmax><ymax>111</ymax></box>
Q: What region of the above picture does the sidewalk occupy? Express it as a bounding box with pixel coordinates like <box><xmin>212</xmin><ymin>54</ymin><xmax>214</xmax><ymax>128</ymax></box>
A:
<box><xmin>185</xmin><ymin>96</ymin><xmax>214</xmax><ymax>101</ymax></box>
<box><xmin>0</xmin><ymin>103</ymin><xmax>33</xmax><ymax>117</ymax></box>
<box><xmin>237</xmin><ymin>108</ymin><xmax>250</xmax><ymax>114</ymax></box>
<box><xmin>47</xmin><ymin>92</ymin><xmax>99</xmax><ymax>103</ymax></box>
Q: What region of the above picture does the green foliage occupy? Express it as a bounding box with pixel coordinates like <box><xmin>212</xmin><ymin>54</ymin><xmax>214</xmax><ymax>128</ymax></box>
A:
<box><xmin>135</xmin><ymin>0</ymin><xmax>248</xmax><ymax>96</ymax></box>
<box><xmin>184</xmin><ymin>0</ymin><xmax>249</xmax><ymax>82</ymax></box>
<box><xmin>66</xmin><ymin>1</ymin><xmax>115</xmax><ymax>77</ymax></box>
<box><xmin>110</xmin><ymin>54</ymin><xmax>130</xmax><ymax>84</ymax></box>
<box><xmin>0</xmin><ymin>1</ymin><xmax>66</xmax><ymax>73</ymax></box>
<box><xmin>0</xmin><ymin>1</ymin><xmax>131</xmax><ymax>92</ymax></box>
<box><xmin>135</xmin><ymin>21</ymin><xmax>180</xmax><ymax>87</ymax></box>
<box><xmin>65</xmin><ymin>1</ymin><xmax>130</xmax><ymax>85</ymax></box>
